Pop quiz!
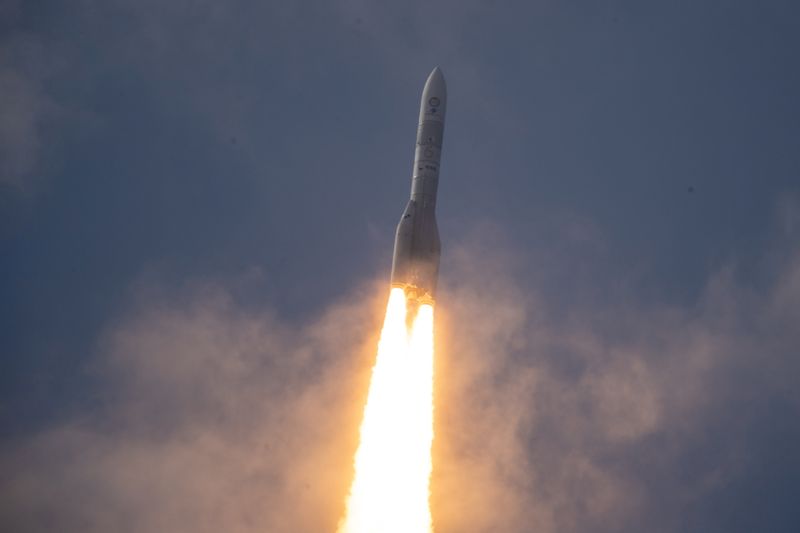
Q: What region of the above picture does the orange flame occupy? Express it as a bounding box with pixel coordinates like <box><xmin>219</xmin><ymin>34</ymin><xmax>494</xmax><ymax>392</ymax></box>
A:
<box><xmin>338</xmin><ymin>288</ymin><xmax>435</xmax><ymax>533</ymax></box>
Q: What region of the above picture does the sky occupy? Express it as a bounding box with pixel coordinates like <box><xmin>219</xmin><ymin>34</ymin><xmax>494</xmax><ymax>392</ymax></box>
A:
<box><xmin>1</xmin><ymin>1</ymin><xmax>799</xmax><ymax>531</ymax></box>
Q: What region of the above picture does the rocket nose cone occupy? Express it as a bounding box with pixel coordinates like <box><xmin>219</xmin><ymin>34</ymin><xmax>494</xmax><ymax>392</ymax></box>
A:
<box><xmin>420</xmin><ymin>67</ymin><xmax>446</xmax><ymax>122</ymax></box>
<box><xmin>425</xmin><ymin>67</ymin><xmax>446</xmax><ymax>98</ymax></box>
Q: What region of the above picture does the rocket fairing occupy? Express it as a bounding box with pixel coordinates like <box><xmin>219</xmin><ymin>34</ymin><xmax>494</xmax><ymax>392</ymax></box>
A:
<box><xmin>391</xmin><ymin>67</ymin><xmax>447</xmax><ymax>305</ymax></box>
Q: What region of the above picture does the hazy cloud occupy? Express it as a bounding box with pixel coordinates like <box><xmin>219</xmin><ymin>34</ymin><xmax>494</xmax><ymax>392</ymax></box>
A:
<box><xmin>1</xmin><ymin>277</ymin><xmax>388</xmax><ymax>532</ymax></box>
<box><xmin>2</xmin><ymin>210</ymin><xmax>799</xmax><ymax>532</ymax></box>
<box><xmin>431</xmin><ymin>218</ymin><xmax>800</xmax><ymax>532</ymax></box>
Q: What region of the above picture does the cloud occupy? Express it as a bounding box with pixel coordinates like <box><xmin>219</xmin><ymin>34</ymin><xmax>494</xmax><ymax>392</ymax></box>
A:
<box><xmin>0</xmin><ymin>32</ymin><xmax>63</xmax><ymax>190</ymax></box>
<box><xmin>2</xmin><ymin>211</ymin><xmax>800</xmax><ymax>532</ymax></box>
<box><xmin>431</xmin><ymin>218</ymin><xmax>800</xmax><ymax>532</ymax></box>
<box><xmin>0</xmin><ymin>278</ymin><xmax>388</xmax><ymax>532</ymax></box>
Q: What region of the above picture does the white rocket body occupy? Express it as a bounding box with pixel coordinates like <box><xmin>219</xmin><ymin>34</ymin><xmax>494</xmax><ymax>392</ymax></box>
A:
<box><xmin>390</xmin><ymin>67</ymin><xmax>447</xmax><ymax>304</ymax></box>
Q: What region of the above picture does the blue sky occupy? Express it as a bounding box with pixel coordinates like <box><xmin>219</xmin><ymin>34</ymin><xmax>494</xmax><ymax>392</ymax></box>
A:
<box><xmin>2</xmin><ymin>1</ymin><xmax>799</xmax><ymax>531</ymax></box>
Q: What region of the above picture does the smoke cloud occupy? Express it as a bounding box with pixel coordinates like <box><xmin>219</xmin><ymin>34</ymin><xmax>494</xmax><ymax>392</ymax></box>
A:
<box><xmin>0</xmin><ymin>279</ymin><xmax>386</xmax><ymax>532</ymax></box>
<box><xmin>2</xmin><ymin>211</ymin><xmax>800</xmax><ymax>532</ymax></box>
<box><xmin>431</xmin><ymin>215</ymin><xmax>800</xmax><ymax>532</ymax></box>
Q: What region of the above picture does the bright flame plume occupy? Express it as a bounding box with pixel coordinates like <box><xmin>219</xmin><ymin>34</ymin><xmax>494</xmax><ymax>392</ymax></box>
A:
<box><xmin>338</xmin><ymin>288</ymin><xmax>435</xmax><ymax>533</ymax></box>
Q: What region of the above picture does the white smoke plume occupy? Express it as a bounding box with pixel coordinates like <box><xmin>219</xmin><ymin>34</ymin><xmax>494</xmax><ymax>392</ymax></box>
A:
<box><xmin>2</xmin><ymin>212</ymin><xmax>800</xmax><ymax>532</ymax></box>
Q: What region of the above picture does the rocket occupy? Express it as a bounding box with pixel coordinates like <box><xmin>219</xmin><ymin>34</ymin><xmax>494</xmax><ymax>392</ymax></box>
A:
<box><xmin>390</xmin><ymin>67</ymin><xmax>447</xmax><ymax>305</ymax></box>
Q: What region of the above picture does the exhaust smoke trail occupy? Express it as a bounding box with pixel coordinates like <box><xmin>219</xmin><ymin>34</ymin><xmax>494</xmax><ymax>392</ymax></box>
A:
<box><xmin>338</xmin><ymin>288</ymin><xmax>435</xmax><ymax>533</ymax></box>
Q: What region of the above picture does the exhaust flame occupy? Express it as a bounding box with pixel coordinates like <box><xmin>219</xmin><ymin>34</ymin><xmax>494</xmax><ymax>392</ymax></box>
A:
<box><xmin>338</xmin><ymin>288</ymin><xmax>435</xmax><ymax>533</ymax></box>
